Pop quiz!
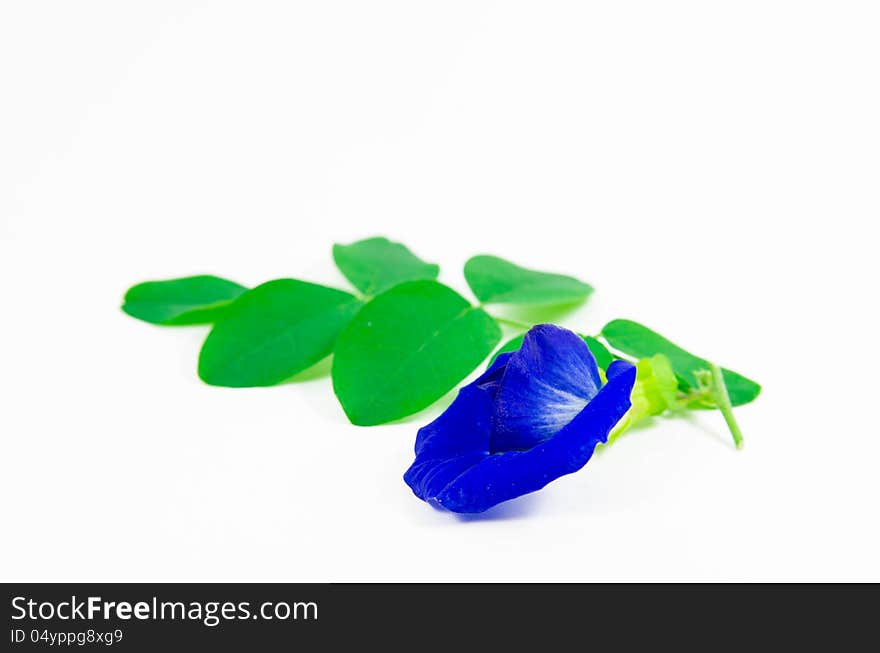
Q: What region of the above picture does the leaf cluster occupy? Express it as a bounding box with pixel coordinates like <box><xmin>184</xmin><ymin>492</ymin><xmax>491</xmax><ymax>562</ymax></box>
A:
<box><xmin>123</xmin><ymin>236</ymin><xmax>759</xmax><ymax>429</ymax></box>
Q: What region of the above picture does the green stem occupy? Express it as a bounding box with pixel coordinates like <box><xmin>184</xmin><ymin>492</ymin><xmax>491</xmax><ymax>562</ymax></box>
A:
<box><xmin>709</xmin><ymin>362</ymin><xmax>744</xmax><ymax>450</ymax></box>
<box><xmin>490</xmin><ymin>315</ymin><xmax>534</xmax><ymax>331</ymax></box>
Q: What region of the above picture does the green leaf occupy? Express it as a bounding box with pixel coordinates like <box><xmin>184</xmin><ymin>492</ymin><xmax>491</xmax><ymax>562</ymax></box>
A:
<box><xmin>463</xmin><ymin>255</ymin><xmax>592</xmax><ymax>305</ymax></box>
<box><xmin>584</xmin><ymin>336</ymin><xmax>613</xmax><ymax>371</ymax></box>
<box><xmin>332</xmin><ymin>280</ymin><xmax>501</xmax><ymax>425</ymax></box>
<box><xmin>601</xmin><ymin>319</ymin><xmax>761</xmax><ymax>406</ymax></box>
<box><xmin>122</xmin><ymin>275</ymin><xmax>247</xmax><ymax>325</ymax></box>
<box><xmin>198</xmin><ymin>279</ymin><xmax>363</xmax><ymax>387</ymax></box>
<box><xmin>332</xmin><ymin>236</ymin><xmax>439</xmax><ymax>296</ymax></box>
<box><xmin>488</xmin><ymin>332</ymin><xmax>613</xmax><ymax>371</ymax></box>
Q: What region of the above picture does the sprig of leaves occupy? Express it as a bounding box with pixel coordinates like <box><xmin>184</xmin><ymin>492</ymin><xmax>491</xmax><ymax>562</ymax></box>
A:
<box><xmin>121</xmin><ymin>236</ymin><xmax>759</xmax><ymax>445</ymax></box>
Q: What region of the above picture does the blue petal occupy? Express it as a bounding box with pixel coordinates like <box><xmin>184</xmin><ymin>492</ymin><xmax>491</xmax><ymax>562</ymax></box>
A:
<box><xmin>484</xmin><ymin>351</ymin><xmax>514</xmax><ymax>379</ymax></box>
<box><xmin>491</xmin><ymin>325</ymin><xmax>603</xmax><ymax>452</ymax></box>
<box><xmin>404</xmin><ymin>451</ymin><xmax>488</xmax><ymax>503</ymax></box>
<box><xmin>406</xmin><ymin>354</ymin><xmax>514</xmax><ymax>500</ymax></box>
<box><xmin>430</xmin><ymin>361</ymin><xmax>635</xmax><ymax>513</ymax></box>
<box><xmin>412</xmin><ymin>353</ymin><xmax>510</xmax><ymax>460</ymax></box>
<box><xmin>606</xmin><ymin>359</ymin><xmax>633</xmax><ymax>380</ymax></box>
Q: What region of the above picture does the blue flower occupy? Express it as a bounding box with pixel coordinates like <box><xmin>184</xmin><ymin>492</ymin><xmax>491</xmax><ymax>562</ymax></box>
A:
<box><xmin>403</xmin><ymin>324</ymin><xmax>636</xmax><ymax>514</ymax></box>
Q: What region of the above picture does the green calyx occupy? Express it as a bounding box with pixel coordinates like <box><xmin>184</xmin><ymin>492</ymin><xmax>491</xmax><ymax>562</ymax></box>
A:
<box><xmin>606</xmin><ymin>354</ymin><xmax>747</xmax><ymax>450</ymax></box>
<box><xmin>632</xmin><ymin>355</ymin><xmax>680</xmax><ymax>419</ymax></box>
<box><xmin>608</xmin><ymin>354</ymin><xmax>678</xmax><ymax>443</ymax></box>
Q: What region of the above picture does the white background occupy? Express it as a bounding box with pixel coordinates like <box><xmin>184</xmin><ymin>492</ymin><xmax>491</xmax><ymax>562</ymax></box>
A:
<box><xmin>2</xmin><ymin>1</ymin><xmax>878</xmax><ymax>582</ymax></box>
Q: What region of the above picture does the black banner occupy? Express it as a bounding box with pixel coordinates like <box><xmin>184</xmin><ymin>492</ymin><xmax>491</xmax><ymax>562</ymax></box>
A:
<box><xmin>3</xmin><ymin>583</ymin><xmax>877</xmax><ymax>650</ymax></box>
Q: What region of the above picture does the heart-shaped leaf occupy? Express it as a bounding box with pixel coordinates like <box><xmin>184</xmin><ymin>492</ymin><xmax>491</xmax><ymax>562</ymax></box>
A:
<box><xmin>199</xmin><ymin>279</ymin><xmax>363</xmax><ymax>387</ymax></box>
<box><xmin>332</xmin><ymin>280</ymin><xmax>501</xmax><ymax>425</ymax></box>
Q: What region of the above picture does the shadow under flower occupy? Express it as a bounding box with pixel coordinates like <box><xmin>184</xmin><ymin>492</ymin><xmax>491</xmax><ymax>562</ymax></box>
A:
<box><xmin>450</xmin><ymin>493</ymin><xmax>544</xmax><ymax>522</ymax></box>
